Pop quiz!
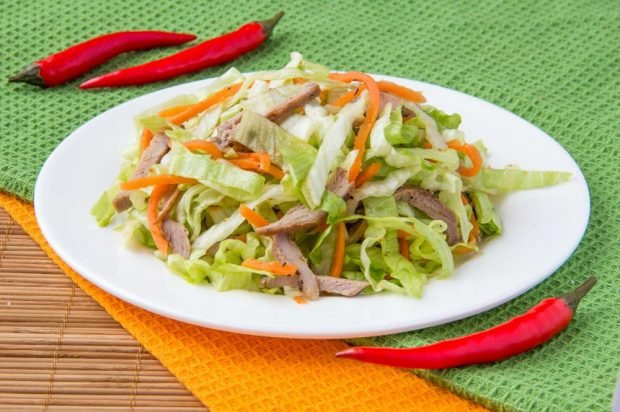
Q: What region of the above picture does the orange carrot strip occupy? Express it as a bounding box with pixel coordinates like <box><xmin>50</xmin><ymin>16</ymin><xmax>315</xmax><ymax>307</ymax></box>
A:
<box><xmin>239</xmin><ymin>204</ymin><xmax>269</xmax><ymax>228</ymax></box>
<box><xmin>168</xmin><ymin>83</ymin><xmax>242</xmax><ymax>126</ymax></box>
<box><xmin>332</xmin><ymin>85</ymin><xmax>366</xmax><ymax>107</ymax></box>
<box><xmin>329</xmin><ymin>72</ymin><xmax>381</xmax><ymax>182</ymax></box>
<box><xmin>399</xmin><ymin>237</ymin><xmax>410</xmax><ymax>259</ymax></box>
<box><xmin>241</xmin><ymin>259</ymin><xmax>298</xmax><ymax>275</ymax></box>
<box><xmin>447</xmin><ymin>140</ymin><xmax>483</xmax><ymax>177</ymax></box>
<box><xmin>228</xmin><ymin>158</ymin><xmax>259</xmax><ymax>169</ymax></box>
<box><xmin>397</xmin><ymin>230</ymin><xmax>411</xmax><ymax>239</ymax></box>
<box><xmin>377</xmin><ymin>80</ymin><xmax>426</xmax><ymax>103</ymax></box>
<box><xmin>146</xmin><ymin>185</ymin><xmax>173</xmax><ymax>255</ymax></box>
<box><xmin>158</xmin><ymin>104</ymin><xmax>193</xmax><ymax>118</ymax></box>
<box><xmin>355</xmin><ymin>162</ymin><xmax>382</xmax><ymax>187</ymax></box>
<box><xmin>293</xmin><ymin>295</ymin><xmax>308</xmax><ymax>304</ymax></box>
<box><xmin>139</xmin><ymin>129</ymin><xmax>154</xmax><ymax>152</ymax></box>
<box><xmin>183</xmin><ymin>140</ymin><xmax>223</xmax><ymax>159</ymax></box>
<box><xmin>228</xmin><ymin>158</ymin><xmax>284</xmax><ymax>180</ymax></box>
<box><xmin>237</xmin><ymin>152</ymin><xmax>271</xmax><ymax>171</ymax></box>
<box><xmin>121</xmin><ymin>175</ymin><xmax>197</xmax><ymax>191</ymax></box>
<box><xmin>330</xmin><ymin>222</ymin><xmax>346</xmax><ymax>277</ymax></box>
<box><xmin>257</xmin><ymin>153</ymin><xmax>271</xmax><ymax>171</ymax></box>
<box><xmin>265</xmin><ymin>164</ymin><xmax>285</xmax><ymax>180</ymax></box>
<box><xmin>468</xmin><ymin>212</ymin><xmax>480</xmax><ymax>244</ymax></box>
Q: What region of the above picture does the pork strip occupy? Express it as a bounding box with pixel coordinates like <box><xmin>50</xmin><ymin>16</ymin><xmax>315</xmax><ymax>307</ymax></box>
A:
<box><xmin>260</xmin><ymin>275</ymin><xmax>368</xmax><ymax>297</ymax></box>
<box><xmin>256</xmin><ymin>168</ymin><xmax>352</xmax><ymax>235</ymax></box>
<box><xmin>260</xmin><ymin>275</ymin><xmax>300</xmax><ymax>289</ymax></box>
<box><xmin>162</xmin><ymin>219</ymin><xmax>191</xmax><ymax>259</ymax></box>
<box><xmin>272</xmin><ymin>233</ymin><xmax>319</xmax><ymax>300</ymax></box>
<box><xmin>157</xmin><ymin>188</ymin><xmax>181</xmax><ymax>222</ymax></box>
<box><xmin>394</xmin><ymin>186</ymin><xmax>462</xmax><ymax>245</ymax></box>
<box><xmin>112</xmin><ymin>133</ymin><xmax>170</xmax><ymax>212</ymax></box>
<box><xmin>264</xmin><ymin>82</ymin><xmax>321</xmax><ymax>124</ymax></box>
<box><xmin>316</xmin><ymin>276</ymin><xmax>369</xmax><ymax>297</ymax></box>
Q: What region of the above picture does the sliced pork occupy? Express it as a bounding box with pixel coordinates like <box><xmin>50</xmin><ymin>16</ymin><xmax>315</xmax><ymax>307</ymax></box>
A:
<box><xmin>256</xmin><ymin>168</ymin><xmax>352</xmax><ymax>235</ymax></box>
<box><xmin>264</xmin><ymin>82</ymin><xmax>321</xmax><ymax>124</ymax></box>
<box><xmin>394</xmin><ymin>186</ymin><xmax>462</xmax><ymax>245</ymax></box>
<box><xmin>260</xmin><ymin>275</ymin><xmax>300</xmax><ymax>289</ymax></box>
<box><xmin>316</xmin><ymin>276</ymin><xmax>369</xmax><ymax>297</ymax></box>
<box><xmin>112</xmin><ymin>133</ymin><xmax>170</xmax><ymax>212</ymax></box>
<box><xmin>272</xmin><ymin>233</ymin><xmax>319</xmax><ymax>300</ymax></box>
<box><xmin>162</xmin><ymin>219</ymin><xmax>190</xmax><ymax>258</ymax></box>
<box><xmin>261</xmin><ymin>275</ymin><xmax>368</xmax><ymax>297</ymax></box>
<box><xmin>212</xmin><ymin>113</ymin><xmax>242</xmax><ymax>151</ymax></box>
<box><xmin>256</xmin><ymin>205</ymin><xmax>325</xmax><ymax>236</ymax></box>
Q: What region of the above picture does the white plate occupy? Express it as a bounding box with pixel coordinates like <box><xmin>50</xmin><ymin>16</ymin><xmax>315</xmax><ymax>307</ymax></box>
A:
<box><xmin>34</xmin><ymin>75</ymin><xmax>589</xmax><ymax>339</ymax></box>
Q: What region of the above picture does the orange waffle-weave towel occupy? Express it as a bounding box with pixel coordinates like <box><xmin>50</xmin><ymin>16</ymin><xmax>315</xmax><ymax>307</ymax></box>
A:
<box><xmin>0</xmin><ymin>193</ymin><xmax>486</xmax><ymax>411</ymax></box>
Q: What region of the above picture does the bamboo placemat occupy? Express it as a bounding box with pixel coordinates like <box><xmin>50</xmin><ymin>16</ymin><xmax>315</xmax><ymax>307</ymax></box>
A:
<box><xmin>0</xmin><ymin>208</ymin><xmax>207</xmax><ymax>411</ymax></box>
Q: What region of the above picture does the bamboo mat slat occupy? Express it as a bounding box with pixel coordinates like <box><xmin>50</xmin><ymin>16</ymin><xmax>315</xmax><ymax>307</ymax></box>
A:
<box><xmin>0</xmin><ymin>208</ymin><xmax>207</xmax><ymax>411</ymax></box>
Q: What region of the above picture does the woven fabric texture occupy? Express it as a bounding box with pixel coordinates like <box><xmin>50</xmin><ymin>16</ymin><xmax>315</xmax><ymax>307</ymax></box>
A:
<box><xmin>1</xmin><ymin>0</ymin><xmax>619</xmax><ymax>411</ymax></box>
<box><xmin>0</xmin><ymin>193</ymin><xmax>485</xmax><ymax>412</ymax></box>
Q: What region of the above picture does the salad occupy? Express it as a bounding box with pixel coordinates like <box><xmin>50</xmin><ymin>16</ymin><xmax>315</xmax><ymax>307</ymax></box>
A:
<box><xmin>92</xmin><ymin>52</ymin><xmax>570</xmax><ymax>301</ymax></box>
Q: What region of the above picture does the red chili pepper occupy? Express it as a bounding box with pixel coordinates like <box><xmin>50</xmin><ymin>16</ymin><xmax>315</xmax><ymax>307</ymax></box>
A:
<box><xmin>8</xmin><ymin>31</ymin><xmax>197</xmax><ymax>88</ymax></box>
<box><xmin>80</xmin><ymin>12</ymin><xmax>284</xmax><ymax>89</ymax></box>
<box><xmin>337</xmin><ymin>276</ymin><xmax>597</xmax><ymax>369</ymax></box>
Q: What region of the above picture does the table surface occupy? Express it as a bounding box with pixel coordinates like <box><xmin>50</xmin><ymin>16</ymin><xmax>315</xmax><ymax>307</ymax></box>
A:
<box><xmin>0</xmin><ymin>208</ymin><xmax>207</xmax><ymax>411</ymax></box>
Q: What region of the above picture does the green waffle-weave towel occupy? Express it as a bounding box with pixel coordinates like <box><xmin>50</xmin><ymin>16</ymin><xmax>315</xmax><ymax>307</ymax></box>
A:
<box><xmin>1</xmin><ymin>1</ymin><xmax>618</xmax><ymax>410</ymax></box>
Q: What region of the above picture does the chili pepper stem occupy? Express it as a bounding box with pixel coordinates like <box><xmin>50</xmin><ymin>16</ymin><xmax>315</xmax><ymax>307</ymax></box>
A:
<box><xmin>561</xmin><ymin>276</ymin><xmax>597</xmax><ymax>312</ymax></box>
<box><xmin>258</xmin><ymin>11</ymin><xmax>285</xmax><ymax>36</ymax></box>
<box><xmin>8</xmin><ymin>64</ymin><xmax>44</xmax><ymax>86</ymax></box>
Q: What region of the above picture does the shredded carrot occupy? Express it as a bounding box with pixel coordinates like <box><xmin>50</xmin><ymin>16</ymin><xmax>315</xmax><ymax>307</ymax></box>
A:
<box><xmin>264</xmin><ymin>164</ymin><xmax>285</xmax><ymax>180</ymax></box>
<box><xmin>329</xmin><ymin>72</ymin><xmax>381</xmax><ymax>183</ymax></box>
<box><xmin>241</xmin><ymin>259</ymin><xmax>298</xmax><ymax>275</ymax></box>
<box><xmin>468</xmin><ymin>212</ymin><xmax>480</xmax><ymax>244</ymax></box>
<box><xmin>399</xmin><ymin>237</ymin><xmax>410</xmax><ymax>259</ymax></box>
<box><xmin>355</xmin><ymin>162</ymin><xmax>382</xmax><ymax>187</ymax></box>
<box><xmin>158</xmin><ymin>104</ymin><xmax>193</xmax><ymax>118</ymax></box>
<box><xmin>168</xmin><ymin>83</ymin><xmax>242</xmax><ymax>126</ymax></box>
<box><xmin>447</xmin><ymin>140</ymin><xmax>483</xmax><ymax>177</ymax></box>
<box><xmin>234</xmin><ymin>234</ymin><xmax>247</xmax><ymax>242</ymax></box>
<box><xmin>461</xmin><ymin>193</ymin><xmax>470</xmax><ymax>205</ymax></box>
<box><xmin>228</xmin><ymin>158</ymin><xmax>284</xmax><ymax>180</ymax></box>
<box><xmin>236</xmin><ymin>152</ymin><xmax>271</xmax><ymax>171</ymax></box>
<box><xmin>239</xmin><ymin>204</ymin><xmax>269</xmax><ymax>228</ymax></box>
<box><xmin>332</xmin><ymin>85</ymin><xmax>366</xmax><ymax>107</ymax></box>
<box><xmin>397</xmin><ymin>229</ymin><xmax>411</xmax><ymax>239</ymax></box>
<box><xmin>146</xmin><ymin>185</ymin><xmax>173</xmax><ymax>255</ymax></box>
<box><xmin>422</xmin><ymin>142</ymin><xmax>432</xmax><ymax>149</ymax></box>
<box><xmin>183</xmin><ymin>140</ymin><xmax>223</xmax><ymax>159</ymax></box>
<box><xmin>121</xmin><ymin>175</ymin><xmax>197</xmax><ymax>191</ymax></box>
<box><xmin>139</xmin><ymin>129</ymin><xmax>154</xmax><ymax>152</ymax></box>
<box><xmin>329</xmin><ymin>222</ymin><xmax>346</xmax><ymax>277</ymax></box>
<box><xmin>292</xmin><ymin>78</ymin><xmax>307</xmax><ymax>84</ymax></box>
<box><xmin>377</xmin><ymin>80</ymin><xmax>426</xmax><ymax>103</ymax></box>
<box><xmin>293</xmin><ymin>296</ymin><xmax>308</xmax><ymax>304</ymax></box>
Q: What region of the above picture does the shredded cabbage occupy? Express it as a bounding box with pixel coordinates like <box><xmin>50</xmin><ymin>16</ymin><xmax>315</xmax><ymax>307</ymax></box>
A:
<box><xmin>93</xmin><ymin>52</ymin><xmax>572</xmax><ymax>299</ymax></box>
